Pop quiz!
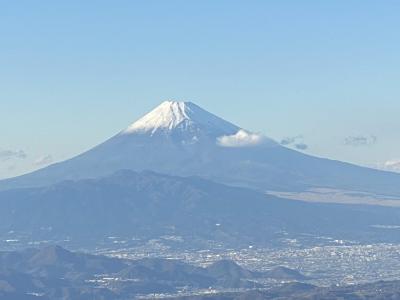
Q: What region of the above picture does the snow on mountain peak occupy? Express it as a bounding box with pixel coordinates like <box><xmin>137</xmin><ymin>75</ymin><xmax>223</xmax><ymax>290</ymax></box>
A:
<box><xmin>123</xmin><ymin>101</ymin><xmax>189</xmax><ymax>134</ymax></box>
<box><xmin>122</xmin><ymin>100</ymin><xmax>239</xmax><ymax>136</ymax></box>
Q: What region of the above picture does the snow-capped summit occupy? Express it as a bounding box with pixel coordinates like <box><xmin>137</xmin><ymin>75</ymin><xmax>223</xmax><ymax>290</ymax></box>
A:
<box><xmin>122</xmin><ymin>101</ymin><xmax>239</xmax><ymax>137</ymax></box>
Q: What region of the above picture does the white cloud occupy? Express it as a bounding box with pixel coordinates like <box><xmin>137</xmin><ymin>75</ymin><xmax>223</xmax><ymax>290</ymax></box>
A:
<box><xmin>373</xmin><ymin>159</ymin><xmax>400</xmax><ymax>173</ymax></box>
<box><xmin>34</xmin><ymin>155</ymin><xmax>53</xmax><ymax>166</ymax></box>
<box><xmin>382</xmin><ymin>159</ymin><xmax>400</xmax><ymax>172</ymax></box>
<box><xmin>217</xmin><ymin>129</ymin><xmax>268</xmax><ymax>147</ymax></box>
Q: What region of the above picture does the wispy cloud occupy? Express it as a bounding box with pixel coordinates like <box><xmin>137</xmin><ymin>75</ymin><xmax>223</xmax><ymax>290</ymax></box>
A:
<box><xmin>280</xmin><ymin>135</ymin><xmax>309</xmax><ymax>151</ymax></box>
<box><xmin>344</xmin><ymin>135</ymin><xmax>377</xmax><ymax>147</ymax></box>
<box><xmin>217</xmin><ymin>129</ymin><xmax>268</xmax><ymax>147</ymax></box>
<box><xmin>280</xmin><ymin>135</ymin><xmax>301</xmax><ymax>146</ymax></box>
<box><xmin>294</xmin><ymin>143</ymin><xmax>308</xmax><ymax>150</ymax></box>
<box><xmin>34</xmin><ymin>155</ymin><xmax>53</xmax><ymax>166</ymax></box>
<box><xmin>0</xmin><ymin>149</ymin><xmax>27</xmax><ymax>161</ymax></box>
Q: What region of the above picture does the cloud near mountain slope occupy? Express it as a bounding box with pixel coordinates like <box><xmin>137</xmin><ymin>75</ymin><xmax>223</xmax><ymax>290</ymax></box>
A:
<box><xmin>216</xmin><ymin>130</ymin><xmax>268</xmax><ymax>147</ymax></box>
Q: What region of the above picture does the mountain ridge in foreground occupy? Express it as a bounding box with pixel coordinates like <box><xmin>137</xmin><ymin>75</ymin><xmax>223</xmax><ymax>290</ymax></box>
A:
<box><xmin>2</xmin><ymin>245</ymin><xmax>400</xmax><ymax>300</ymax></box>
<box><xmin>2</xmin><ymin>100</ymin><xmax>400</xmax><ymax>200</ymax></box>
<box><xmin>0</xmin><ymin>245</ymin><xmax>307</xmax><ymax>300</ymax></box>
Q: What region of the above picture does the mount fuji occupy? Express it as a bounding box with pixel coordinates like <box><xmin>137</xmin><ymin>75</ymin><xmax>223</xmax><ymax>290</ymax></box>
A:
<box><xmin>2</xmin><ymin>100</ymin><xmax>400</xmax><ymax>200</ymax></box>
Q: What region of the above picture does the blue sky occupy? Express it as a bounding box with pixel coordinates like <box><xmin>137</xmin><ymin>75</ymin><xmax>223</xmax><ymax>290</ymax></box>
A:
<box><xmin>1</xmin><ymin>1</ymin><xmax>400</xmax><ymax>179</ymax></box>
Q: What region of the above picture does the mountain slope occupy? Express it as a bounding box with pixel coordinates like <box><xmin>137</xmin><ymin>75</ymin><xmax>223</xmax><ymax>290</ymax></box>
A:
<box><xmin>1</xmin><ymin>170</ymin><xmax>400</xmax><ymax>246</ymax></box>
<box><xmin>2</xmin><ymin>101</ymin><xmax>400</xmax><ymax>199</ymax></box>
